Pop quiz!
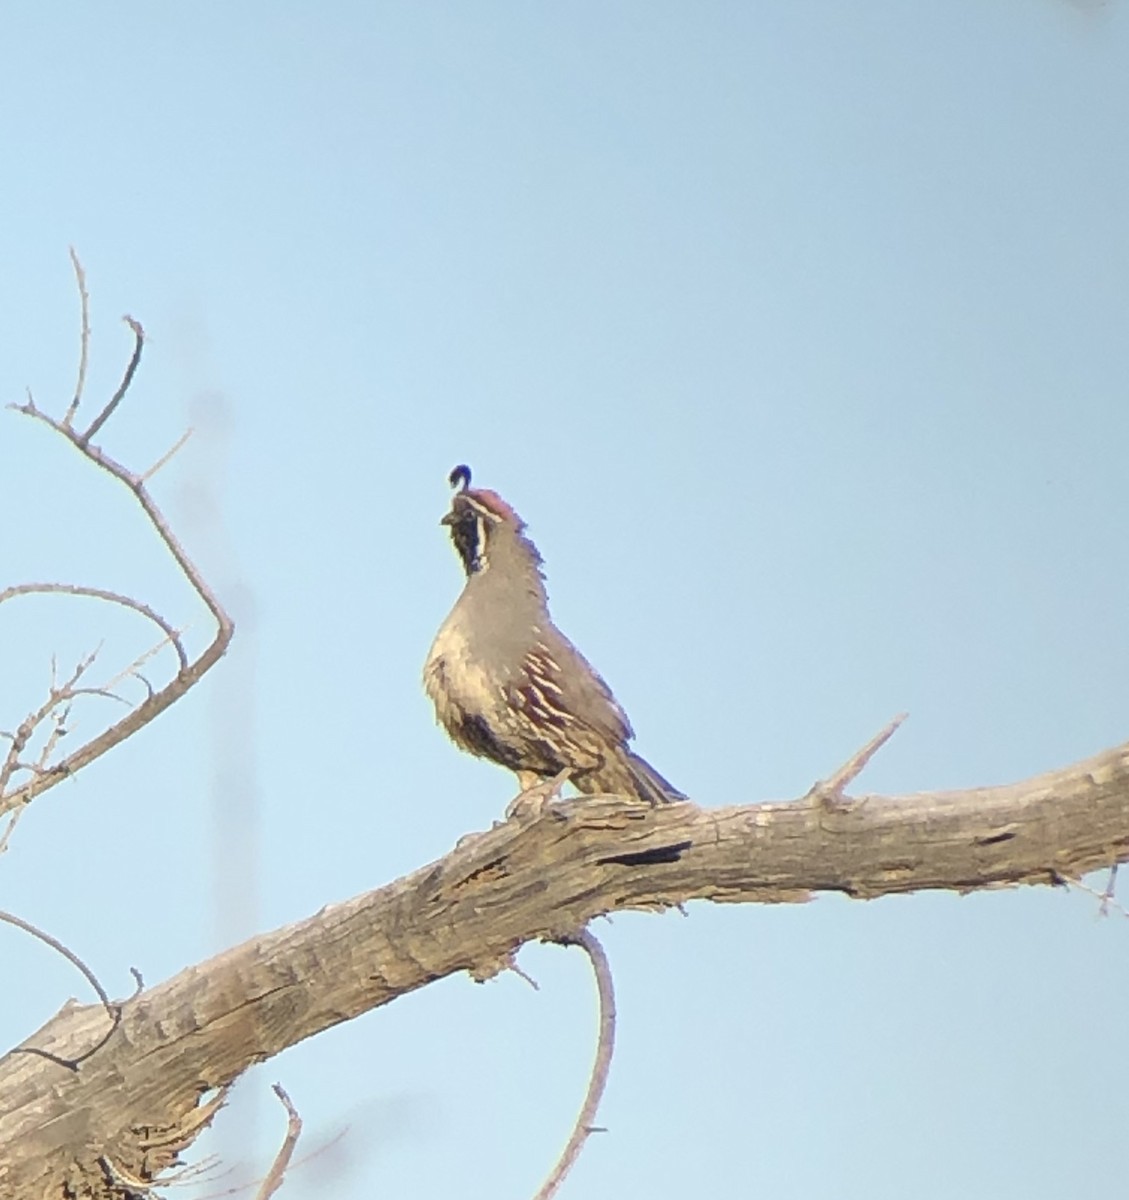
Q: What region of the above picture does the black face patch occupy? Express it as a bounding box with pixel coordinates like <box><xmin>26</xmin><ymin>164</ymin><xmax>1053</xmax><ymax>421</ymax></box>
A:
<box><xmin>447</xmin><ymin>505</ymin><xmax>484</xmax><ymax>574</ymax></box>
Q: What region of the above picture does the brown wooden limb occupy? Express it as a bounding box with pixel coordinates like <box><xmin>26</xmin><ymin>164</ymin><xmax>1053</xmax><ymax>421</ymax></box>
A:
<box><xmin>255</xmin><ymin>1086</ymin><xmax>303</xmax><ymax>1200</ymax></box>
<box><xmin>533</xmin><ymin>930</ymin><xmax>615</xmax><ymax>1200</ymax></box>
<box><xmin>2</xmin><ymin>736</ymin><xmax>1128</xmax><ymax>1195</ymax></box>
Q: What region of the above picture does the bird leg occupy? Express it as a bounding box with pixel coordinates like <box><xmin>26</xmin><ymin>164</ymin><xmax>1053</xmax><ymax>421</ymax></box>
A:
<box><xmin>505</xmin><ymin>767</ymin><xmax>574</xmax><ymax>822</ymax></box>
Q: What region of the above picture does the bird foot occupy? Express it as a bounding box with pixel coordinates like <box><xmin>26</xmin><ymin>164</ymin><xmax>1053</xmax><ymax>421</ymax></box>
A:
<box><xmin>505</xmin><ymin>767</ymin><xmax>573</xmax><ymax>821</ymax></box>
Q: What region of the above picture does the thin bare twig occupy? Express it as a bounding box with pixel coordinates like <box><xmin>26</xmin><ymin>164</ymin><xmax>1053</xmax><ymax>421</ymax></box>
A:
<box><xmin>533</xmin><ymin>929</ymin><xmax>616</xmax><ymax>1200</ymax></box>
<box><xmin>0</xmin><ymin>908</ymin><xmax>121</xmax><ymax>1069</ymax></box>
<box><xmin>99</xmin><ymin>630</ymin><xmax>189</xmax><ymax>700</ymax></box>
<box><xmin>0</xmin><ymin>583</ymin><xmax>189</xmax><ymax>671</ymax></box>
<box><xmin>63</xmin><ymin>247</ymin><xmax>89</xmax><ymax>428</ymax></box>
<box><xmin>140</xmin><ymin>426</ymin><xmax>195</xmax><ymax>484</ymax></box>
<box><xmin>254</xmin><ymin>1085</ymin><xmax>303</xmax><ymax>1200</ymax></box>
<box><xmin>509</xmin><ymin>960</ymin><xmax>541</xmax><ymax>990</ymax></box>
<box><xmin>0</xmin><ymin>809</ymin><xmax>25</xmax><ymax>854</ymax></box>
<box><xmin>1100</xmin><ymin>863</ymin><xmax>1120</xmax><ymax>915</ymax></box>
<box><xmin>0</xmin><ymin>644</ymin><xmax>157</xmax><ymax>841</ymax></box>
<box><xmin>64</xmin><ymin>687</ymin><xmax>129</xmax><ymax>706</ymax></box>
<box><xmin>0</xmin><ymin>651</ymin><xmax>98</xmax><ymax>801</ymax></box>
<box><xmin>1071</xmin><ymin>869</ymin><xmax>1129</xmax><ymax>919</ymax></box>
<box><xmin>79</xmin><ymin>314</ymin><xmax>143</xmax><ymax>445</ymax></box>
<box><xmin>187</xmin><ymin>1125</ymin><xmax>349</xmax><ymax>1199</ymax></box>
<box><xmin>30</xmin><ymin>706</ymin><xmax>73</xmax><ymax>780</ymax></box>
<box><xmin>809</xmin><ymin>712</ymin><xmax>908</xmax><ymax>806</ymax></box>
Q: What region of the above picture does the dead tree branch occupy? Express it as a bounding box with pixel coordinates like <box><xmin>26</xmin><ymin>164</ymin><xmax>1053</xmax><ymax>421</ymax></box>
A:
<box><xmin>255</xmin><ymin>1086</ymin><xmax>303</xmax><ymax>1200</ymax></box>
<box><xmin>0</xmin><ymin>909</ymin><xmax>122</xmax><ymax>1070</ymax></box>
<box><xmin>0</xmin><ymin>584</ymin><xmax>189</xmax><ymax>672</ymax></box>
<box><xmin>533</xmin><ymin>930</ymin><xmax>616</xmax><ymax>1200</ymax></box>
<box><xmin>0</xmin><ymin>258</ymin><xmax>233</xmax><ymax>825</ymax></box>
<box><xmin>2</xmin><ymin>734</ymin><xmax>1128</xmax><ymax>1196</ymax></box>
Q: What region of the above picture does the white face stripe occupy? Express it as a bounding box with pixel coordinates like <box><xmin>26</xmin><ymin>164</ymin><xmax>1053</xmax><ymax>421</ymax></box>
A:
<box><xmin>462</xmin><ymin>494</ymin><xmax>502</xmax><ymax>522</ymax></box>
<box><xmin>475</xmin><ymin>515</ymin><xmax>489</xmax><ymax>571</ymax></box>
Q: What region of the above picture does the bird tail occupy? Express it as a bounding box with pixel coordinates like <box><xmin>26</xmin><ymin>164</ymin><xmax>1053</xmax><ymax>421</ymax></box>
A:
<box><xmin>622</xmin><ymin>750</ymin><xmax>686</xmax><ymax>806</ymax></box>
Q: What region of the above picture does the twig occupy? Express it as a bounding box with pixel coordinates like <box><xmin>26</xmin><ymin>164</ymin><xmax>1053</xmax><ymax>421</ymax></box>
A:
<box><xmin>510</xmin><ymin>960</ymin><xmax>541</xmax><ymax>990</ymax></box>
<box><xmin>63</xmin><ymin>247</ymin><xmax>89</xmax><ymax>428</ymax></box>
<box><xmin>30</xmin><ymin>705</ymin><xmax>74</xmax><ymax>780</ymax></box>
<box><xmin>0</xmin><ymin>808</ymin><xmax>25</xmax><ymax>854</ymax></box>
<box><xmin>0</xmin><ymin>583</ymin><xmax>189</xmax><ymax>671</ymax></box>
<box><xmin>79</xmin><ymin>314</ymin><xmax>143</xmax><ymax>445</ymax></box>
<box><xmin>0</xmin><ymin>256</ymin><xmax>234</xmax><ymax>821</ymax></box>
<box><xmin>99</xmin><ymin>629</ymin><xmax>190</xmax><ymax>698</ymax></box>
<box><xmin>1071</xmin><ymin>869</ymin><xmax>1129</xmax><ymax>919</ymax></box>
<box><xmin>1100</xmin><ymin>863</ymin><xmax>1120</xmax><ymax>915</ymax></box>
<box><xmin>0</xmin><ymin>908</ymin><xmax>121</xmax><ymax>1068</ymax></box>
<box><xmin>532</xmin><ymin>929</ymin><xmax>616</xmax><ymax>1200</ymax></box>
<box><xmin>809</xmin><ymin>712</ymin><xmax>908</xmax><ymax>806</ymax></box>
<box><xmin>140</xmin><ymin>426</ymin><xmax>194</xmax><ymax>484</ymax></box>
<box><xmin>0</xmin><ymin>651</ymin><xmax>98</xmax><ymax>800</ymax></box>
<box><xmin>186</xmin><ymin>1125</ymin><xmax>349</xmax><ymax>1199</ymax></box>
<box><xmin>254</xmin><ymin>1085</ymin><xmax>303</xmax><ymax>1200</ymax></box>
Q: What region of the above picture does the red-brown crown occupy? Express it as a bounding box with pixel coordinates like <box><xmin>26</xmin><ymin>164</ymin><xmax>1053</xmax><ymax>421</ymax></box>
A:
<box><xmin>459</xmin><ymin>487</ymin><xmax>524</xmax><ymax>529</ymax></box>
<box><xmin>446</xmin><ymin>464</ymin><xmax>526</xmax><ymax>530</ymax></box>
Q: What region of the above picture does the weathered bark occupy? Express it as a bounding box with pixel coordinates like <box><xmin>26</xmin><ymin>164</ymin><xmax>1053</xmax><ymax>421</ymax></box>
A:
<box><xmin>2</xmin><ymin>738</ymin><xmax>1127</xmax><ymax>1197</ymax></box>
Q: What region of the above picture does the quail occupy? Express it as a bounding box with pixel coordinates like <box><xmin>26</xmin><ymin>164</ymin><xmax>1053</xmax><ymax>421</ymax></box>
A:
<box><xmin>424</xmin><ymin>465</ymin><xmax>685</xmax><ymax>806</ymax></box>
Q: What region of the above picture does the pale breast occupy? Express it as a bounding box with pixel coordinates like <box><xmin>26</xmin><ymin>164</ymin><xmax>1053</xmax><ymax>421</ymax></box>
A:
<box><xmin>423</xmin><ymin>617</ymin><xmax>504</xmax><ymax>728</ymax></box>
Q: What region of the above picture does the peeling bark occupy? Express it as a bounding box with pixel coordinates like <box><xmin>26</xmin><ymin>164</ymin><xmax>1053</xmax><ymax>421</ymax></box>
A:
<box><xmin>2</xmin><ymin>738</ymin><xmax>1127</xmax><ymax>1196</ymax></box>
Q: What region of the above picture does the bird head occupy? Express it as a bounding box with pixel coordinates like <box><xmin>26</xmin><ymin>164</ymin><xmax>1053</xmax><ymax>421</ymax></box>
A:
<box><xmin>441</xmin><ymin>464</ymin><xmax>543</xmax><ymax>580</ymax></box>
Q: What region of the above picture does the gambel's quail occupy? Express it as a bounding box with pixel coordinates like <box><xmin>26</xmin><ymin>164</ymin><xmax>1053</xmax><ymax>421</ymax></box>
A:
<box><xmin>424</xmin><ymin>465</ymin><xmax>685</xmax><ymax>806</ymax></box>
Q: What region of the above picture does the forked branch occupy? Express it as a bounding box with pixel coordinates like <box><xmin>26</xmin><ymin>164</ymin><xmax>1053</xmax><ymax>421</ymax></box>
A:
<box><xmin>0</xmin><ymin>254</ymin><xmax>233</xmax><ymax>824</ymax></box>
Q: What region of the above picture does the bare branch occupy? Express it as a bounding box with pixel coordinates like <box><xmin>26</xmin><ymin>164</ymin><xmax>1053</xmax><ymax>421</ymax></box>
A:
<box><xmin>533</xmin><ymin>929</ymin><xmax>616</xmax><ymax>1200</ymax></box>
<box><xmin>79</xmin><ymin>315</ymin><xmax>144</xmax><ymax>445</ymax></box>
<box><xmin>254</xmin><ymin>1086</ymin><xmax>303</xmax><ymax>1200</ymax></box>
<box><xmin>7</xmin><ymin>735</ymin><xmax>1127</xmax><ymax>1193</ymax></box>
<box><xmin>14</xmin><ymin>398</ymin><xmax>231</xmax><ymax>634</ymax></box>
<box><xmin>63</xmin><ymin>247</ymin><xmax>90</xmax><ymax>428</ymax></box>
<box><xmin>0</xmin><ymin>650</ymin><xmax>97</xmax><ymax>803</ymax></box>
<box><xmin>1071</xmin><ymin>870</ymin><xmax>1129</xmax><ymax>920</ymax></box>
<box><xmin>0</xmin><ymin>809</ymin><xmax>25</xmax><ymax>855</ymax></box>
<box><xmin>140</xmin><ymin>426</ymin><xmax>194</xmax><ymax>484</ymax></box>
<box><xmin>1100</xmin><ymin>862</ymin><xmax>1120</xmax><ymax>916</ymax></box>
<box><xmin>0</xmin><ymin>908</ymin><xmax>120</xmax><ymax>1068</ymax></box>
<box><xmin>0</xmin><ymin>258</ymin><xmax>234</xmax><ymax>822</ymax></box>
<box><xmin>30</xmin><ymin>706</ymin><xmax>74</xmax><ymax>781</ymax></box>
<box><xmin>808</xmin><ymin>712</ymin><xmax>908</xmax><ymax>805</ymax></box>
<box><xmin>0</xmin><ymin>583</ymin><xmax>189</xmax><ymax>672</ymax></box>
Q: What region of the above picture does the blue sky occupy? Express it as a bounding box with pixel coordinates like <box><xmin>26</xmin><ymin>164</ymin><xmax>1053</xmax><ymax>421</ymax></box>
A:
<box><xmin>1</xmin><ymin>4</ymin><xmax>1127</xmax><ymax>1197</ymax></box>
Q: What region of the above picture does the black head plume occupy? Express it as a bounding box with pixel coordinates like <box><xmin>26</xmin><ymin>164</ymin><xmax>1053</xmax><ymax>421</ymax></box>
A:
<box><xmin>449</xmin><ymin>464</ymin><xmax>472</xmax><ymax>492</ymax></box>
